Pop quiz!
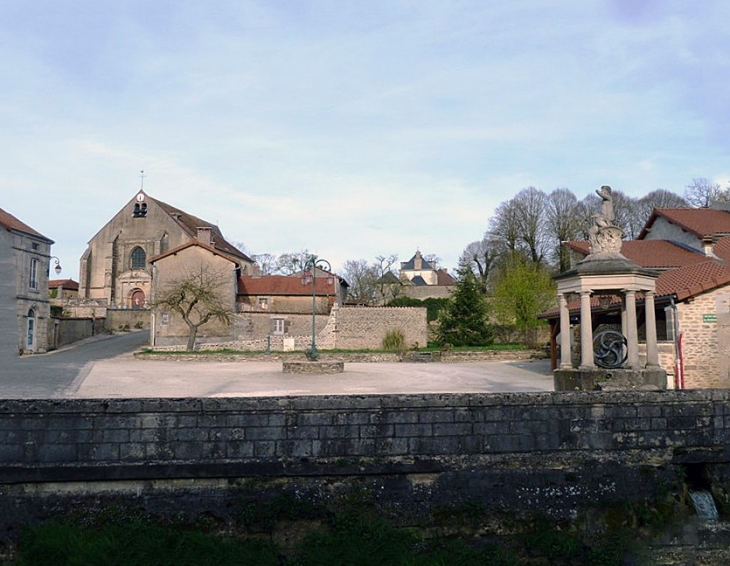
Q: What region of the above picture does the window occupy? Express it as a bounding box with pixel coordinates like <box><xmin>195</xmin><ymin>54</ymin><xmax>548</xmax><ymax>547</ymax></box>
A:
<box><xmin>258</xmin><ymin>297</ymin><xmax>269</xmax><ymax>310</ymax></box>
<box><xmin>29</xmin><ymin>258</ymin><xmax>38</xmax><ymax>290</ymax></box>
<box><xmin>272</xmin><ymin>318</ymin><xmax>285</xmax><ymax>335</ymax></box>
<box><xmin>131</xmin><ymin>247</ymin><xmax>146</xmax><ymax>269</ymax></box>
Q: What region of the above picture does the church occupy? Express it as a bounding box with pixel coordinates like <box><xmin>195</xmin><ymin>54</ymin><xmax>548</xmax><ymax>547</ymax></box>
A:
<box><xmin>79</xmin><ymin>190</ymin><xmax>254</xmax><ymax>309</ymax></box>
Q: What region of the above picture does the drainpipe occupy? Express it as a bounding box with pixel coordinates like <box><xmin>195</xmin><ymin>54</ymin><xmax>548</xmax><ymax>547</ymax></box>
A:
<box><xmin>670</xmin><ymin>297</ymin><xmax>683</xmax><ymax>389</ymax></box>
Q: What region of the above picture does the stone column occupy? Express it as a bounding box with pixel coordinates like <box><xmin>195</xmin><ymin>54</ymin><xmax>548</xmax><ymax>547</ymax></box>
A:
<box><xmin>625</xmin><ymin>290</ymin><xmax>639</xmax><ymax>368</ymax></box>
<box><xmin>644</xmin><ymin>291</ymin><xmax>659</xmax><ymax>367</ymax></box>
<box><xmin>558</xmin><ymin>293</ymin><xmax>572</xmax><ymax>369</ymax></box>
<box><xmin>579</xmin><ymin>291</ymin><xmax>594</xmax><ymax>369</ymax></box>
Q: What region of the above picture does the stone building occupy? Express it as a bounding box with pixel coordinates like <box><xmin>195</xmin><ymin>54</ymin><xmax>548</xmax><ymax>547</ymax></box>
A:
<box><xmin>545</xmin><ymin>207</ymin><xmax>730</xmax><ymax>389</ymax></box>
<box><xmin>0</xmin><ymin>207</ymin><xmax>54</xmax><ymax>355</ymax></box>
<box><xmin>399</xmin><ymin>250</ymin><xmax>456</xmax><ymax>299</ymax></box>
<box><xmin>79</xmin><ymin>190</ymin><xmax>253</xmax><ymax>309</ymax></box>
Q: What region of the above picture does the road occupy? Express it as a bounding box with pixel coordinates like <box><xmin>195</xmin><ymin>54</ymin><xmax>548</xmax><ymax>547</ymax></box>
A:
<box><xmin>0</xmin><ymin>331</ymin><xmax>149</xmax><ymax>398</ymax></box>
<box><xmin>0</xmin><ymin>331</ymin><xmax>554</xmax><ymax>398</ymax></box>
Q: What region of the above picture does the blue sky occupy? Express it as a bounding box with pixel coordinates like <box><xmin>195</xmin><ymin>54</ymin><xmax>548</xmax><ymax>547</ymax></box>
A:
<box><xmin>2</xmin><ymin>1</ymin><xmax>729</xmax><ymax>280</ymax></box>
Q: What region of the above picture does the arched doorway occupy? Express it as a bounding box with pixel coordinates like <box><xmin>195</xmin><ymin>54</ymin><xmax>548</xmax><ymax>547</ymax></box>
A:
<box><xmin>26</xmin><ymin>309</ymin><xmax>36</xmax><ymax>352</ymax></box>
<box><xmin>130</xmin><ymin>289</ymin><xmax>146</xmax><ymax>310</ymax></box>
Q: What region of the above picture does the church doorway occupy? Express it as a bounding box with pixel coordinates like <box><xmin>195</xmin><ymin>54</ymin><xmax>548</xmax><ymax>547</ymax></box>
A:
<box><xmin>130</xmin><ymin>289</ymin><xmax>146</xmax><ymax>310</ymax></box>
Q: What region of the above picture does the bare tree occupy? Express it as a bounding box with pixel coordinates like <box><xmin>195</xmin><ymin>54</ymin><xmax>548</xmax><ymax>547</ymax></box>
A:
<box><xmin>374</xmin><ymin>254</ymin><xmax>399</xmax><ymax>305</ymax></box>
<box><xmin>545</xmin><ymin>188</ymin><xmax>582</xmax><ymax>271</ymax></box>
<box><xmin>512</xmin><ymin>186</ymin><xmax>549</xmax><ymax>265</ymax></box>
<box><xmin>251</xmin><ymin>253</ymin><xmax>277</xmax><ymax>275</ymax></box>
<box><xmin>459</xmin><ymin>239</ymin><xmax>497</xmax><ymax>294</ymax></box>
<box><xmin>153</xmin><ymin>265</ymin><xmax>235</xmax><ymax>351</ymax></box>
<box><xmin>340</xmin><ymin>259</ymin><xmax>377</xmax><ymax>305</ymax></box>
<box><xmin>630</xmin><ymin>189</ymin><xmax>689</xmax><ymax>237</ymax></box>
<box><xmin>684</xmin><ymin>178</ymin><xmax>726</xmax><ymax>208</ymax></box>
<box><xmin>274</xmin><ymin>250</ymin><xmax>313</xmax><ymax>275</ymax></box>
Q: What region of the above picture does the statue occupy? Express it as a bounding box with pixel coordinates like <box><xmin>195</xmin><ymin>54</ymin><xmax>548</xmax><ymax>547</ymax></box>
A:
<box><xmin>588</xmin><ymin>185</ymin><xmax>623</xmax><ymax>256</ymax></box>
<box><xmin>594</xmin><ymin>185</ymin><xmax>615</xmax><ymax>227</ymax></box>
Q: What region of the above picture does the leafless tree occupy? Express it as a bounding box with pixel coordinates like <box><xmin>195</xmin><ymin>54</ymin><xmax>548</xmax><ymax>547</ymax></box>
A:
<box><xmin>251</xmin><ymin>253</ymin><xmax>277</xmax><ymax>275</ymax></box>
<box><xmin>684</xmin><ymin>178</ymin><xmax>727</xmax><ymax>208</ymax></box>
<box><xmin>459</xmin><ymin>239</ymin><xmax>498</xmax><ymax>294</ymax></box>
<box><xmin>153</xmin><ymin>265</ymin><xmax>235</xmax><ymax>351</ymax></box>
<box><xmin>340</xmin><ymin>259</ymin><xmax>378</xmax><ymax>305</ymax></box>
<box><xmin>545</xmin><ymin>188</ymin><xmax>582</xmax><ymax>271</ymax></box>
<box><xmin>630</xmin><ymin>189</ymin><xmax>689</xmax><ymax>237</ymax></box>
<box><xmin>274</xmin><ymin>250</ymin><xmax>313</xmax><ymax>275</ymax></box>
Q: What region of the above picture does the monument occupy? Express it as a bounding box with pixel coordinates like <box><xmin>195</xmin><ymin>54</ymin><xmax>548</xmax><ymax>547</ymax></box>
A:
<box><xmin>553</xmin><ymin>186</ymin><xmax>667</xmax><ymax>391</ymax></box>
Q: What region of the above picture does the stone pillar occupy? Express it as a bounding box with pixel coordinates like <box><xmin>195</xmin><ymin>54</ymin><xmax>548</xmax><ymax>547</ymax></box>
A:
<box><xmin>645</xmin><ymin>291</ymin><xmax>659</xmax><ymax>367</ymax></box>
<box><xmin>625</xmin><ymin>290</ymin><xmax>639</xmax><ymax>368</ymax></box>
<box><xmin>579</xmin><ymin>291</ymin><xmax>594</xmax><ymax>369</ymax></box>
<box><xmin>558</xmin><ymin>293</ymin><xmax>572</xmax><ymax>369</ymax></box>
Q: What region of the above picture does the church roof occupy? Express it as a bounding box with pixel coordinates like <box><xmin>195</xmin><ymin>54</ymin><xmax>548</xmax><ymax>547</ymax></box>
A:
<box><xmin>639</xmin><ymin>208</ymin><xmax>730</xmax><ymax>240</ymax></box>
<box><xmin>49</xmin><ymin>279</ymin><xmax>79</xmax><ymax>290</ymax></box>
<box><xmin>148</xmin><ymin>195</ymin><xmax>251</xmax><ymax>262</ymax></box>
<box><xmin>0</xmin><ymin>207</ymin><xmax>53</xmax><ymax>243</ymax></box>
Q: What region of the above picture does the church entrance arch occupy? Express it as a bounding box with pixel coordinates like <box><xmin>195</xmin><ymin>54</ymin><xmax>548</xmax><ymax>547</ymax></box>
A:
<box><xmin>130</xmin><ymin>289</ymin><xmax>146</xmax><ymax>310</ymax></box>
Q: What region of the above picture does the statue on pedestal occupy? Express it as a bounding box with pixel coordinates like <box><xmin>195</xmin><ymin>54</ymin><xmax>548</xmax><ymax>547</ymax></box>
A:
<box><xmin>588</xmin><ymin>185</ymin><xmax>623</xmax><ymax>256</ymax></box>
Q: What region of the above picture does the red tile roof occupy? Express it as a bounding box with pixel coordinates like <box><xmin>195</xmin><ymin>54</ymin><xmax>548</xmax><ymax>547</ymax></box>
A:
<box><xmin>639</xmin><ymin>208</ymin><xmax>730</xmax><ymax>240</ymax></box>
<box><xmin>436</xmin><ymin>269</ymin><xmax>457</xmax><ymax>286</ymax></box>
<box><xmin>238</xmin><ymin>275</ymin><xmax>338</xmax><ymax>297</ymax></box>
<box><xmin>0</xmin><ymin>207</ymin><xmax>53</xmax><ymax>243</ymax></box>
<box><xmin>49</xmin><ymin>279</ymin><xmax>79</xmax><ymax>290</ymax></box>
<box><xmin>148</xmin><ymin>240</ymin><xmax>243</xmax><ymax>265</ymax></box>
<box><xmin>566</xmin><ymin>240</ymin><xmax>707</xmax><ymax>269</ymax></box>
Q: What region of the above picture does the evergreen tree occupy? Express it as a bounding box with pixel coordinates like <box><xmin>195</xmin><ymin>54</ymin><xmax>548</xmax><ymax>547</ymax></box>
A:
<box><xmin>436</xmin><ymin>269</ymin><xmax>493</xmax><ymax>347</ymax></box>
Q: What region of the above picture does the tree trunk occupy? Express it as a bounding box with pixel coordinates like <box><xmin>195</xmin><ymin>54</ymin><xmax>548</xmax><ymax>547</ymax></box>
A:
<box><xmin>186</xmin><ymin>323</ymin><xmax>198</xmax><ymax>351</ymax></box>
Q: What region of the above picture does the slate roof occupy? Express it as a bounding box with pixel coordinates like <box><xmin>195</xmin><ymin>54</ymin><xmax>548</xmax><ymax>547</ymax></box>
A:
<box><xmin>639</xmin><ymin>208</ymin><xmax>730</xmax><ymax>240</ymax></box>
<box><xmin>238</xmin><ymin>275</ymin><xmax>339</xmax><ymax>297</ymax></box>
<box><xmin>0</xmin><ymin>207</ymin><xmax>53</xmax><ymax>243</ymax></box>
<box><xmin>400</xmin><ymin>251</ymin><xmax>436</xmax><ymax>271</ymax></box>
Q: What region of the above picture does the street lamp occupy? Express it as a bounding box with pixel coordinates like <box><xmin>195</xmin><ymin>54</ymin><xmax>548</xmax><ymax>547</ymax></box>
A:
<box><xmin>302</xmin><ymin>255</ymin><xmax>331</xmax><ymax>361</ymax></box>
<box><xmin>50</xmin><ymin>256</ymin><xmax>62</xmax><ymax>276</ymax></box>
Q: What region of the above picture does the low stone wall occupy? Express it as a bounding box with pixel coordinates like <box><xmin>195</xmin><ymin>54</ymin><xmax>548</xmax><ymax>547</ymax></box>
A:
<box><xmin>0</xmin><ymin>390</ymin><xmax>728</xmax><ymax>528</ymax></box>
<box><xmin>334</xmin><ymin>305</ymin><xmax>427</xmax><ymax>349</ymax></box>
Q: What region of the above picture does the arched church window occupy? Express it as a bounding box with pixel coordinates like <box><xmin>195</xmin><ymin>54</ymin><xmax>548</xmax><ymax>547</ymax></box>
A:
<box><xmin>131</xmin><ymin>247</ymin><xmax>146</xmax><ymax>269</ymax></box>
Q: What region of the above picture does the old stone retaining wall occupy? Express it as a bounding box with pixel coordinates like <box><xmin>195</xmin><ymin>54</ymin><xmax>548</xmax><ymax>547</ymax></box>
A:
<box><xmin>0</xmin><ymin>390</ymin><xmax>728</xmax><ymax>531</ymax></box>
<box><xmin>334</xmin><ymin>305</ymin><xmax>427</xmax><ymax>349</ymax></box>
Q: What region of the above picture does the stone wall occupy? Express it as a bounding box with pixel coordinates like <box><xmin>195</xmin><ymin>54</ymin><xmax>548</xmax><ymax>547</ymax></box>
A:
<box><xmin>0</xmin><ymin>229</ymin><xmax>16</xmax><ymax>360</ymax></box>
<box><xmin>677</xmin><ymin>289</ymin><xmax>730</xmax><ymax>388</ymax></box>
<box><xmin>105</xmin><ymin>308</ymin><xmax>151</xmax><ymax>331</ymax></box>
<box><xmin>1</xmin><ymin>390</ymin><xmax>729</xmax><ymax>540</ymax></box>
<box><xmin>48</xmin><ymin>318</ymin><xmax>96</xmax><ymax>349</ymax></box>
<box><xmin>334</xmin><ymin>305</ymin><xmax>428</xmax><ymax>349</ymax></box>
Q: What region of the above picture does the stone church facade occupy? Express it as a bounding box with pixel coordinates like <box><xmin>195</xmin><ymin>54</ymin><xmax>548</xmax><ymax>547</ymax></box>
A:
<box><xmin>79</xmin><ymin>191</ymin><xmax>253</xmax><ymax>309</ymax></box>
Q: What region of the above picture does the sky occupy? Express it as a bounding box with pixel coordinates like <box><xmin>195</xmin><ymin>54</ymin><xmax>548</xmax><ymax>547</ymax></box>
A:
<box><xmin>2</xmin><ymin>1</ymin><xmax>730</xmax><ymax>281</ymax></box>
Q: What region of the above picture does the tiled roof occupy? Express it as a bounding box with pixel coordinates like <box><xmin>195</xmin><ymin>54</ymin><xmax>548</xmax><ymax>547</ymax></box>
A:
<box><xmin>655</xmin><ymin>261</ymin><xmax>730</xmax><ymax>301</ymax></box>
<box><xmin>49</xmin><ymin>279</ymin><xmax>79</xmax><ymax>290</ymax></box>
<box><xmin>148</xmin><ymin>240</ymin><xmax>243</xmax><ymax>266</ymax></box>
<box><xmin>0</xmin><ymin>207</ymin><xmax>53</xmax><ymax>243</ymax></box>
<box><xmin>566</xmin><ymin>240</ymin><xmax>707</xmax><ymax>269</ymax></box>
<box><xmin>436</xmin><ymin>269</ymin><xmax>457</xmax><ymax>286</ymax></box>
<box><xmin>238</xmin><ymin>275</ymin><xmax>338</xmax><ymax>297</ymax></box>
<box><xmin>149</xmin><ymin>195</ymin><xmax>251</xmax><ymax>262</ymax></box>
<box><xmin>639</xmin><ymin>208</ymin><xmax>730</xmax><ymax>240</ymax></box>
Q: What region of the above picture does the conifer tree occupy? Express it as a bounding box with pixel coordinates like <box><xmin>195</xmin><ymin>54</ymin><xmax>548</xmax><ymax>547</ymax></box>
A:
<box><xmin>436</xmin><ymin>268</ymin><xmax>493</xmax><ymax>347</ymax></box>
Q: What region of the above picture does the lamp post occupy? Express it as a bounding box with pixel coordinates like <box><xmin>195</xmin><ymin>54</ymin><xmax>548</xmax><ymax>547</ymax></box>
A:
<box><xmin>302</xmin><ymin>255</ymin><xmax>331</xmax><ymax>361</ymax></box>
<box><xmin>50</xmin><ymin>256</ymin><xmax>62</xmax><ymax>276</ymax></box>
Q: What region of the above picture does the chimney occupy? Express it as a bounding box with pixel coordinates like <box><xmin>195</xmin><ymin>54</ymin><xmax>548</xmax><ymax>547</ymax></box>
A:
<box><xmin>414</xmin><ymin>251</ymin><xmax>423</xmax><ymax>270</ymax></box>
<box><xmin>197</xmin><ymin>227</ymin><xmax>213</xmax><ymax>246</ymax></box>
<box><xmin>702</xmin><ymin>237</ymin><xmax>716</xmax><ymax>257</ymax></box>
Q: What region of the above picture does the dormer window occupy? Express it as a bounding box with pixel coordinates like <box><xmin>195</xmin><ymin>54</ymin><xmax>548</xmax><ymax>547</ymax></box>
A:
<box><xmin>131</xmin><ymin>247</ymin><xmax>146</xmax><ymax>269</ymax></box>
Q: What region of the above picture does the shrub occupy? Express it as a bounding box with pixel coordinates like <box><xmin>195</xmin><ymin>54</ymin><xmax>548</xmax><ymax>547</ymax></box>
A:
<box><xmin>382</xmin><ymin>329</ymin><xmax>406</xmax><ymax>351</ymax></box>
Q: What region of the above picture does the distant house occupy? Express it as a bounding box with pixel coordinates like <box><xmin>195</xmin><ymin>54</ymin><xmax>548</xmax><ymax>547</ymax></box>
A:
<box><xmin>0</xmin><ymin>207</ymin><xmax>54</xmax><ymax>355</ymax></box>
<box><xmin>148</xmin><ymin>239</ymin><xmax>243</xmax><ymax>347</ymax></box>
<box><xmin>238</xmin><ymin>270</ymin><xmax>348</xmax><ymax>315</ymax></box>
<box><xmin>544</xmin><ymin>207</ymin><xmax>730</xmax><ymax>389</ymax></box>
<box><xmin>49</xmin><ymin>279</ymin><xmax>79</xmax><ymax>302</ymax></box>
<box><xmin>399</xmin><ymin>250</ymin><xmax>456</xmax><ymax>299</ymax></box>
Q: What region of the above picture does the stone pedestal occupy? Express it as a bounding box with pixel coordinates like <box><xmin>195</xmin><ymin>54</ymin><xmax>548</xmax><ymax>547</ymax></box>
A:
<box><xmin>282</xmin><ymin>361</ymin><xmax>345</xmax><ymax>374</ymax></box>
<box><xmin>554</xmin><ymin>367</ymin><xmax>667</xmax><ymax>391</ymax></box>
